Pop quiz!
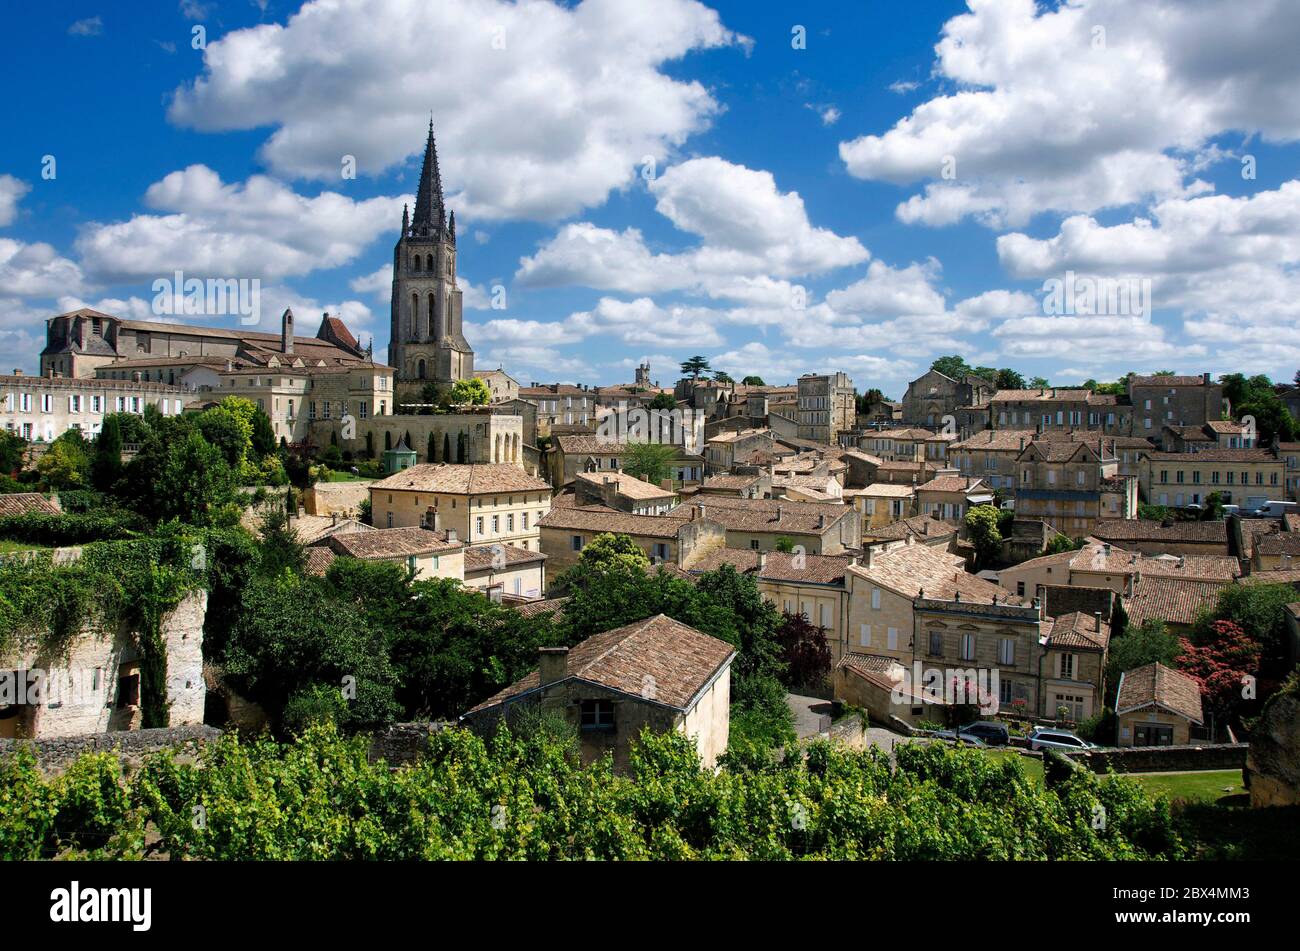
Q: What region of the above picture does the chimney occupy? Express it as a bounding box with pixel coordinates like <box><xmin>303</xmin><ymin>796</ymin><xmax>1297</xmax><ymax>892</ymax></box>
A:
<box><xmin>331</xmin><ymin>512</ymin><xmax>339</xmax><ymax>526</ymax></box>
<box><xmin>226</xmin><ymin>359</ymin><xmax>234</xmax><ymax>372</ymax></box>
<box><xmin>862</xmin><ymin>546</ymin><xmax>873</xmax><ymax>568</ymax></box>
<box><xmin>757</xmin><ymin>551</ymin><xmax>767</xmax><ymax>571</ymax></box>
<box><xmin>426</xmin><ymin>508</ymin><xmax>441</xmax><ymax>532</ymax></box>
<box><xmin>538</xmin><ymin>646</ymin><xmax>569</xmax><ymax>686</ymax></box>
<box><xmin>1203</xmin><ymin>372</ymin><xmax>1211</xmax><ymax>384</ymax></box>
<box><xmin>282</xmin><ymin>308</ymin><xmax>294</xmax><ymax>355</ymax></box>
<box><xmin>1094</xmin><ymin>611</ymin><xmax>1103</xmax><ymax>632</ymax></box>
<box><xmin>698</xmin><ymin>503</ymin><xmax>706</xmax><ymax>520</ymax></box>
<box><xmin>446</xmin><ymin>528</ymin><xmax>458</xmax><ymax>544</ymax></box>
<box><xmin>1033</xmin><ymin>596</ymin><xmax>1042</xmax><ymax>619</ymax></box>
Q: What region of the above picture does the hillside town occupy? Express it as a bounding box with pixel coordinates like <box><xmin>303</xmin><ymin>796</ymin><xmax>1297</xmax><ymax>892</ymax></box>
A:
<box><xmin>2</xmin><ymin>3</ymin><xmax>1299</xmax><ymax>894</ymax></box>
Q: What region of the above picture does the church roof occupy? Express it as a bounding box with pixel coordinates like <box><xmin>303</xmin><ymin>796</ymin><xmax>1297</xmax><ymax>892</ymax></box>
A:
<box><xmin>410</xmin><ymin>118</ymin><xmax>447</xmax><ymax>237</ymax></box>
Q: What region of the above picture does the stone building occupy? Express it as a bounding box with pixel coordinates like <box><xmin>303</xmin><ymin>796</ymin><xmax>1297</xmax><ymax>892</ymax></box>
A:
<box><xmin>1040</xmin><ymin>611</ymin><xmax>1110</xmax><ymax>722</ymax></box>
<box><xmin>1014</xmin><ymin>437</ymin><xmax>1137</xmax><ymax>538</ymax></box>
<box><xmin>546</xmin><ymin>434</ymin><xmax>704</xmax><ymax>488</ymax></box>
<box><xmin>309</xmin><ymin>526</ymin><xmax>466</xmax><ymax>582</ymax></box>
<box><xmin>1141</xmin><ymin>448</ymin><xmax>1285</xmax><ymax>509</ymax></box>
<box><xmin>1115</xmin><ymin>662</ymin><xmax>1204</xmax><ymax>746</ymax></box>
<box><xmin>463</xmin><ymin>544</ymin><xmax>546</xmax><ymax>600</ymax></box>
<box><xmin>796</xmin><ymin>372</ymin><xmax>855</xmax><ymax>443</ymax></box>
<box><xmin>988</xmin><ymin>388</ymin><xmax>1130</xmax><ymax>435</ymax></box>
<box><xmin>519</xmin><ymin>384</ymin><xmax>596</xmax><ymax>436</ymax></box>
<box><xmin>899</xmin><ymin>369</ymin><xmax>994</xmax><ymax>428</ymax></box>
<box><xmin>0</xmin><ymin>590</ymin><xmax>206</xmax><ymax>739</ymax></box>
<box><xmin>1127</xmin><ymin>373</ymin><xmax>1224</xmax><ymax>442</ymax></box>
<box><xmin>461</xmin><ymin>615</ymin><xmax>736</xmax><ymax>772</ymax></box>
<box><xmin>388</xmin><ymin>121</ymin><xmax>474</xmax><ymax>387</ymax></box>
<box><xmin>42</xmin><ymin>304</ymin><xmax>369</xmax><ymax>381</ymax></box>
<box><xmin>1090</xmin><ymin>518</ymin><xmax>1229</xmax><ymax>556</ymax></box>
<box><xmin>538</xmin><ymin>503</ymin><xmax>725</xmax><ymax>573</ymax></box>
<box><xmin>573</xmin><ymin>470</ymin><xmax>676</xmax><ymax>515</ymax></box>
<box><xmin>666</xmin><ymin>495</ymin><xmax>861</xmax><ymax>555</ymax></box>
<box><xmin>1</xmin><ymin>371</ymin><xmax>187</xmax><ymax>442</ymax></box>
<box><xmin>915</xmin><ymin>474</ymin><xmax>992</xmax><ymax>520</ymax></box>
<box><xmin>681</xmin><ymin>548</ymin><xmax>855</xmax><ymax>659</ymax></box>
<box><xmin>368</xmin><ymin>463</ymin><xmax>552</xmax><ymax>550</ymax></box>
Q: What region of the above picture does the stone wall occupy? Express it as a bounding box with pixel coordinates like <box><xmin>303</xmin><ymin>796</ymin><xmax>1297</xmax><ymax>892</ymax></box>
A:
<box><xmin>1064</xmin><ymin>742</ymin><xmax>1246</xmax><ymax>774</ymax></box>
<box><xmin>1246</xmin><ymin>686</ymin><xmax>1300</xmax><ymax>807</ymax></box>
<box><xmin>366</xmin><ymin>721</ymin><xmax>454</xmax><ymax>765</ymax></box>
<box><xmin>0</xmin><ymin>725</ymin><xmax>222</xmax><ymax>774</ymax></box>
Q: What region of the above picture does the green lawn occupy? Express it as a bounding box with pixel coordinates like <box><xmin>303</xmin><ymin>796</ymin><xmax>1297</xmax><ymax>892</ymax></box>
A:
<box><xmin>319</xmin><ymin>470</ymin><xmax>372</xmax><ymax>483</ymax></box>
<box><xmin>984</xmin><ymin>752</ymin><xmax>1243</xmax><ymax>804</ymax></box>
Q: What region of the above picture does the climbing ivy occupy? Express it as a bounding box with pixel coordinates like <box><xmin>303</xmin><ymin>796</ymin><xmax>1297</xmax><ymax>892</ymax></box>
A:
<box><xmin>0</xmin><ymin>529</ymin><xmax>207</xmax><ymax>727</ymax></box>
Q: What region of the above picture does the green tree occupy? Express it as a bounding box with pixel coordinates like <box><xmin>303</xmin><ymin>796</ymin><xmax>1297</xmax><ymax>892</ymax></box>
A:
<box><xmin>257</xmin><ymin>509</ymin><xmax>306</xmax><ymax>577</ymax></box>
<box><xmin>196</xmin><ymin>405</ymin><xmax>253</xmax><ymax>470</ymax></box>
<box><xmin>154</xmin><ymin>430</ymin><xmax>241</xmax><ymax>527</ymax></box>
<box><xmin>1196</xmin><ymin>582</ymin><xmax>1296</xmax><ymax>676</ymax></box>
<box><xmin>0</xmin><ymin>430</ymin><xmax>24</xmax><ymax>476</ymax></box>
<box><xmin>713</xmin><ymin>371</ymin><xmax>734</xmax><ymax>384</ymax></box>
<box><xmin>648</xmin><ymin>392</ymin><xmax>677</xmax><ymax>410</ymax></box>
<box><xmin>964</xmin><ymin>505</ymin><xmax>1003</xmax><ymax>568</ymax></box>
<box><xmin>91</xmin><ymin>415</ymin><xmax>124</xmax><ymax>491</ymax></box>
<box><xmin>740</xmin><ymin>375</ymin><xmax>766</xmax><ymax>386</ymax></box>
<box><xmin>995</xmin><ymin>368</ymin><xmax>1026</xmax><ymax>390</ymax></box>
<box><xmin>37</xmin><ymin>431</ymin><xmax>91</xmax><ymax>491</ymax></box>
<box><xmin>680</xmin><ymin>355</ymin><xmax>711</xmax><ymax>380</ymax></box>
<box><xmin>250</xmin><ymin>407</ymin><xmax>277</xmax><ymax>457</ymax></box>
<box><xmin>450</xmin><ymin>377</ymin><xmax>491</xmax><ymax>406</ymax></box>
<box><xmin>623</xmin><ymin>442</ymin><xmax>676</xmax><ymax>485</ymax></box>
<box><xmin>930</xmin><ymin>355</ymin><xmax>971</xmax><ymax>379</ymax></box>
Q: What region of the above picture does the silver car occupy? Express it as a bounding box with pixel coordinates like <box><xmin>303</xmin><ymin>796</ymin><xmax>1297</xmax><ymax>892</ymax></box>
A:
<box><xmin>1027</xmin><ymin>728</ymin><xmax>1093</xmax><ymax>751</ymax></box>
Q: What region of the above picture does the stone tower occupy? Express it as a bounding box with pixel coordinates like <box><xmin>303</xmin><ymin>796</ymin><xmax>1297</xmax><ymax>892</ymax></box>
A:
<box><xmin>389</xmin><ymin>119</ymin><xmax>474</xmax><ymax>386</ymax></box>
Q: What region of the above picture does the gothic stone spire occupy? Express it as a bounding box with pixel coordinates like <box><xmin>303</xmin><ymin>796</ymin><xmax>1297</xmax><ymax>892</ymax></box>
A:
<box><xmin>410</xmin><ymin>116</ymin><xmax>446</xmax><ymax>237</ymax></box>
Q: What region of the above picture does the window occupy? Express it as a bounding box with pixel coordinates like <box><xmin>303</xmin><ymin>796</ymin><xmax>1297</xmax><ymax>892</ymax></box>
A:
<box><xmin>476</xmin><ymin>516</ymin><xmax>485</xmax><ymax>535</ymax></box>
<box><xmin>887</xmin><ymin>627</ymin><xmax>898</xmax><ymax>650</ymax></box>
<box><xmin>579</xmin><ymin>699</ymin><xmax>615</xmax><ymax>731</ymax></box>
<box><xmin>491</xmin><ymin>515</ymin><xmax>500</xmax><ymax>533</ymax></box>
<box><xmin>870</xmin><ymin>587</ymin><xmax>881</xmax><ymax>610</ymax></box>
<box><xmin>960</xmin><ymin>633</ymin><xmax>976</xmax><ymax>660</ymax></box>
<box><xmin>999</xmin><ymin>679</ymin><xmax>1013</xmax><ymax>704</ymax></box>
<box><xmin>41</xmin><ymin>394</ymin><xmax>52</xmax><ymax>413</ymax></box>
<box><xmin>819</xmin><ymin>604</ymin><xmax>831</xmax><ymax>628</ymax></box>
<box><xmin>571</xmin><ymin>535</ymin><xmax>584</xmax><ymax>551</ymax></box>
<box><xmin>998</xmin><ymin>638</ymin><xmax>1015</xmax><ymax>666</ymax></box>
<box><xmin>1016</xmin><ymin>581</ymin><xmax>1025</xmax><ymax>597</ymax></box>
<box><xmin>1059</xmin><ymin>653</ymin><xmax>1076</xmax><ymax>680</ymax></box>
<box><xmin>859</xmin><ymin>624</ymin><xmax>871</xmax><ymax>648</ymax></box>
<box><xmin>521</xmin><ymin>512</ymin><xmax>529</xmax><ymax>530</ymax></box>
<box><xmin>928</xmin><ymin>630</ymin><xmax>942</xmax><ymax>656</ymax></box>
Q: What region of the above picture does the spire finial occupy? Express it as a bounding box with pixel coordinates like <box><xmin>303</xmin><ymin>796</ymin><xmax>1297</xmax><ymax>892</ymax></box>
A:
<box><xmin>411</xmin><ymin>114</ymin><xmax>446</xmax><ymax>236</ymax></box>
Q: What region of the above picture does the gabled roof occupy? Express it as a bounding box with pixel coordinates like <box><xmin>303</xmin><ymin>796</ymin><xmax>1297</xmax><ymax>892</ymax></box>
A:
<box><xmin>465</xmin><ymin>614</ymin><xmax>735</xmax><ymax>714</ymax></box>
<box><xmin>370</xmin><ymin>463</ymin><xmax>551</xmax><ymax>494</ymax></box>
<box><xmin>323</xmin><ymin>527</ymin><xmax>463</xmax><ymax>559</ymax></box>
<box><xmin>0</xmin><ymin>493</ymin><xmax>61</xmax><ymax>517</ymax></box>
<box><xmin>1116</xmin><ymin>662</ymin><xmax>1204</xmax><ymax>724</ymax></box>
<box><xmin>1125</xmin><ymin>576</ymin><xmax>1226</xmax><ymax>627</ymax></box>
<box><xmin>1044</xmin><ymin>611</ymin><xmax>1110</xmax><ymax>651</ymax></box>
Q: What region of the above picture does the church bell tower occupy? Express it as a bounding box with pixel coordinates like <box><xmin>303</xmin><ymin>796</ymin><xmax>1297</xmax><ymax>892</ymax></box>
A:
<box><xmin>389</xmin><ymin>119</ymin><xmax>474</xmax><ymax>386</ymax></box>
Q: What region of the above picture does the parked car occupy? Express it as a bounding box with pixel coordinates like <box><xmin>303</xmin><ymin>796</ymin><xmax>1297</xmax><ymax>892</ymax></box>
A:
<box><xmin>1027</xmin><ymin>728</ymin><xmax>1093</xmax><ymax>752</ymax></box>
<box><xmin>959</xmin><ymin>720</ymin><xmax>1011</xmax><ymax>746</ymax></box>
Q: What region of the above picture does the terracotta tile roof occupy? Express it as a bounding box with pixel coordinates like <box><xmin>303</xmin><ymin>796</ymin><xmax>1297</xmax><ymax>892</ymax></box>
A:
<box><xmin>685</xmin><ymin>548</ymin><xmax>855</xmax><ymax>586</ymax></box>
<box><xmin>991</xmin><ymin>388</ymin><xmax>1093</xmax><ymax>402</ymax></box>
<box><xmin>1238</xmin><ymin>569</ymin><xmax>1300</xmax><ymax>587</ymax></box>
<box><xmin>859</xmin><ymin>482</ymin><xmax>916</xmax><ymax>497</ymax></box>
<box><xmin>1024</xmin><ymin>439</ymin><xmax>1098</xmax><ymax>463</ymax></box>
<box><xmin>1257</xmin><ymin>533</ymin><xmax>1300</xmax><ymax>557</ymax></box>
<box><xmin>871</xmin><ymin>427</ymin><xmax>935</xmax><ymax>440</ymax></box>
<box><xmin>837</xmin><ymin>652</ymin><xmax>929</xmax><ymax>701</ymax></box>
<box><xmin>1238</xmin><ymin>518</ymin><xmax>1286</xmax><ymax>558</ymax></box>
<box><xmin>850</xmin><ymin>544</ymin><xmax>969</xmax><ymax>599</ymax></box>
<box><xmin>1130</xmin><ymin>375</ymin><xmax>1212</xmax><ymax>387</ymax></box>
<box><xmin>1116</xmin><ymin>662</ymin><xmax>1203</xmax><ymax>723</ymax></box>
<box><xmin>1205</xmin><ymin>420</ymin><xmax>1245</xmax><ymax>434</ymax></box>
<box><xmin>324</xmin><ymin>527</ymin><xmax>464</xmax><ymax>559</ymax></box>
<box><xmin>1045</xmin><ymin>611</ymin><xmax>1111</xmax><ymax>651</ymax></box>
<box><xmin>1125</xmin><ymin>576</ymin><xmax>1225</xmax><ymax>627</ymax></box>
<box><xmin>669</xmin><ymin>496</ymin><xmax>852</xmax><ymax>536</ymax></box>
<box><xmin>465</xmin><ymin>614</ymin><xmax>735</xmax><ymax>714</ymax></box>
<box><xmin>574</xmin><ymin>470</ymin><xmax>674</xmax><ymax>500</ymax></box>
<box><xmin>1067</xmin><ymin>544</ymin><xmax>1241</xmax><ymax>582</ymax></box>
<box><xmin>463</xmin><ymin>544</ymin><xmax>547</xmax><ymax>571</ymax></box>
<box><xmin>707</xmin><ymin>428</ymin><xmax>771</xmax><ymax>444</ymax></box>
<box><xmin>916</xmin><ymin>475</ymin><xmax>984</xmax><ymax>494</ymax></box>
<box><xmin>520</xmin><ymin>384</ymin><xmax>590</xmax><ymax>398</ymax></box>
<box><xmin>0</xmin><ymin>493</ymin><xmax>60</xmax><ymax>517</ymax></box>
<box><xmin>1092</xmin><ymin>519</ymin><xmax>1228</xmax><ymax>545</ymax></box>
<box><xmin>539</xmin><ymin>504</ymin><xmax>685</xmax><ymax>539</ymax></box>
<box><xmin>1145</xmin><ymin>448</ymin><xmax>1278</xmax><ymax>463</ymax></box>
<box><xmin>701</xmin><ymin>473</ymin><xmax>760</xmax><ymax>491</ymax></box>
<box><xmin>1286</xmin><ymin>514</ymin><xmax>1300</xmax><ymax>534</ymax></box>
<box><xmin>319</xmin><ymin>314</ymin><xmax>360</xmax><ymax>351</ymax></box>
<box><xmin>865</xmin><ymin>513</ymin><xmax>960</xmax><ymax>542</ymax></box>
<box><xmin>951</xmin><ymin>430</ymin><xmax>1034</xmax><ymax>451</ymax></box>
<box><xmin>369</xmin><ymin>463</ymin><xmax>551</xmax><ymax>494</ymax></box>
<box><xmin>304</xmin><ymin>547</ymin><xmax>338</xmax><ymax>576</ymax></box>
<box><xmin>510</xmin><ymin>595</ymin><xmax>569</xmax><ymax>620</ymax></box>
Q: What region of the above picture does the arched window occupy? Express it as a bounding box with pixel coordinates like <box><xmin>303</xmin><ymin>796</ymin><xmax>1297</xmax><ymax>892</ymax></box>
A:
<box><xmin>412</xmin><ymin>254</ymin><xmax>421</xmax><ymax>272</ymax></box>
<box><xmin>411</xmin><ymin>294</ymin><xmax>419</xmax><ymax>339</ymax></box>
<box><xmin>426</xmin><ymin>254</ymin><xmax>434</xmax><ymax>271</ymax></box>
<box><xmin>428</xmin><ymin>293</ymin><xmax>437</xmax><ymax>338</ymax></box>
<box><xmin>417</xmin><ymin>359</ymin><xmax>426</xmax><ymax>380</ymax></box>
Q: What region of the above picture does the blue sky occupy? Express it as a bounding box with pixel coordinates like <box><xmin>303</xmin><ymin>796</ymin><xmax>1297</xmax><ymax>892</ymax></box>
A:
<box><xmin>3</xmin><ymin>0</ymin><xmax>1299</xmax><ymax>396</ymax></box>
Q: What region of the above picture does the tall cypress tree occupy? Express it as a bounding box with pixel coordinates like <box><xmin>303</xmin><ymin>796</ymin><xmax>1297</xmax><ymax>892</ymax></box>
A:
<box><xmin>92</xmin><ymin>414</ymin><xmax>124</xmax><ymax>490</ymax></box>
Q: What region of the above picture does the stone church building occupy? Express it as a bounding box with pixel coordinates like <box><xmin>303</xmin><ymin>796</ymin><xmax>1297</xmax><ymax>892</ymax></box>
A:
<box><xmin>388</xmin><ymin>120</ymin><xmax>475</xmax><ymax>388</ymax></box>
